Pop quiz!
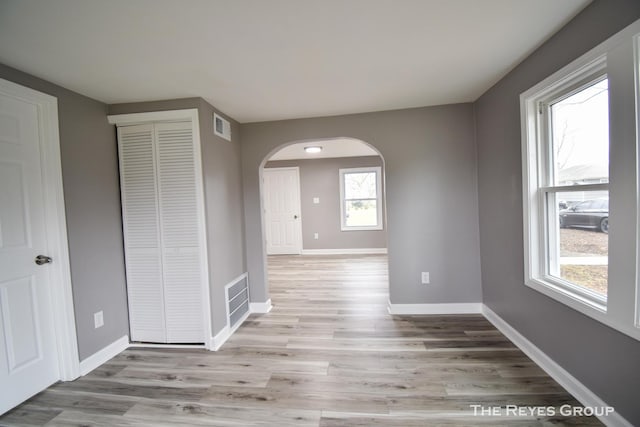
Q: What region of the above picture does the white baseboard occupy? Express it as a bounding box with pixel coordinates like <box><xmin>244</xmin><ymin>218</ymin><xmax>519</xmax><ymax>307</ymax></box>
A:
<box><xmin>79</xmin><ymin>335</ymin><xmax>129</xmax><ymax>376</ymax></box>
<box><xmin>210</xmin><ymin>325</ymin><xmax>231</xmax><ymax>351</ymax></box>
<box><xmin>211</xmin><ymin>289</ymin><xmax>268</xmax><ymax>352</ymax></box>
<box><xmin>129</xmin><ymin>343</ymin><xmax>205</xmax><ymax>349</ymax></box>
<box><xmin>387</xmin><ymin>301</ymin><xmax>483</xmax><ymax>315</ymax></box>
<box><xmin>209</xmin><ymin>272</ymin><xmax>254</xmax><ymax>352</ymax></box>
<box><xmin>250</xmin><ymin>299</ymin><xmax>273</xmax><ymax>313</ymax></box>
<box><xmin>300</xmin><ymin>248</ymin><xmax>387</xmax><ymax>255</ymax></box>
<box><xmin>210</xmin><ymin>309</ymin><xmax>252</xmax><ymax>351</ymax></box>
<box><xmin>482</xmin><ymin>305</ymin><xmax>631</xmax><ymax>427</ymax></box>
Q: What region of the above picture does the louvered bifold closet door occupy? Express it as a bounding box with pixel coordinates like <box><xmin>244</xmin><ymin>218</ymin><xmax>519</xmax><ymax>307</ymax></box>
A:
<box><xmin>155</xmin><ymin>121</ymin><xmax>204</xmax><ymax>343</ymax></box>
<box><xmin>118</xmin><ymin>124</ymin><xmax>166</xmax><ymax>343</ymax></box>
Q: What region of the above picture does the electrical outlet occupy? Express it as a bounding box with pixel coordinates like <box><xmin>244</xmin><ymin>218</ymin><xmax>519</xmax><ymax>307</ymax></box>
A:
<box><xmin>313</xmin><ymin>197</ymin><xmax>320</xmax><ymax>204</ymax></box>
<box><xmin>421</xmin><ymin>272</ymin><xmax>430</xmax><ymax>284</ymax></box>
<box><xmin>314</xmin><ymin>232</ymin><xmax>319</xmax><ymax>239</ymax></box>
<box><xmin>94</xmin><ymin>311</ymin><xmax>104</xmax><ymax>329</ymax></box>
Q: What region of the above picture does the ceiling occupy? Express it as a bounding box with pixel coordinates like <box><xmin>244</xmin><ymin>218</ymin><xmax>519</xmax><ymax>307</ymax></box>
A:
<box><xmin>269</xmin><ymin>138</ymin><xmax>379</xmax><ymax>161</ymax></box>
<box><xmin>0</xmin><ymin>0</ymin><xmax>590</xmax><ymax>123</ymax></box>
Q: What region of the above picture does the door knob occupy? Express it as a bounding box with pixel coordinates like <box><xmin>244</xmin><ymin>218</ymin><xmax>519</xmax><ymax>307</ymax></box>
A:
<box><xmin>35</xmin><ymin>255</ymin><xmax>52</xmax><ymax>265</ymax></box>
<box><xmin>294</xmin><ymin>215</ymin><xmax>299</xmax><ymax>219</ymax></box>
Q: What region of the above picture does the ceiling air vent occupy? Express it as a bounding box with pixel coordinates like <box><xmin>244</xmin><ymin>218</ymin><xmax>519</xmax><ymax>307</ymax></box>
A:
<box><xmin>214</xmin><ymin>113</ymin><xmax>232</xmax><ymax>141</ymax></box>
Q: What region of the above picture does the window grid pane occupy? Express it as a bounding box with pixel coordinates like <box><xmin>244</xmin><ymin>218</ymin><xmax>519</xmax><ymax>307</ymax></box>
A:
<box><xmin>344</xmin><ymin>172</ymin><xmax>377</xmax><ymax>199</ymax></box>
<box><xmin>544</xmin><ymin>189</ymin><xmax>609</xmax><ymax>298</ymax></box>
<box><xmin>550</xmin><ymin>78</ymin><xmax>609</xmax><ymax>186</ymax></box>
<box><xmin>539</xmin><ymin>76</ymin><xmax>610</xmax><ymax>300</ymax></box>
<box><xmin>345</xmin><ymin>200</ymin><xmax>378</xmax><ymax>227</ymax></box>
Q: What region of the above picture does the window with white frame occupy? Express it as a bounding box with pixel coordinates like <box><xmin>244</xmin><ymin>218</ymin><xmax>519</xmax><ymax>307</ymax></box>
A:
<box><xmin>521</xmin><ymin>18</ymin><xmax>640</xmax><ymax>342</ymax></box>
<box><xmin>523</xmin><ymin>58</ymin><xmax>610</xmax><ymax>312</ymax></box>
<box><xmin>339</xmin><ymin>167</ymin><xmax>382</xmax><ymax>231</ymax></box>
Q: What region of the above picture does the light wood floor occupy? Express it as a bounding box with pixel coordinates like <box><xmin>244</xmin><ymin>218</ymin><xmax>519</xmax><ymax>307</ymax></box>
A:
<box><xmin>1</xmin><ymin>254</ymin><xmax>601</xmax><ymax>426</ymax></box>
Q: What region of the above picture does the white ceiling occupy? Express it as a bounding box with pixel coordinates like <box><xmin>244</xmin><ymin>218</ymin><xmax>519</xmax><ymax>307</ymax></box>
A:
<box><xmin>269</xmin><ymin>138</ymin><xmax>379</xmax><ymax>161</ymax></box>
<box><xmin>0</xmin><ymin>0</ymin><xmax>590</xmax><ymax>123</ymax></box>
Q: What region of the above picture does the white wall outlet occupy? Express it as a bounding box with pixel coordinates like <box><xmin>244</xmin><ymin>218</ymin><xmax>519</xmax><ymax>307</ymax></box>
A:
<box><xmin>94</xmin><ymin>311</ymin><xmax>104</xmax><ymax>329</ymax></box>
<box><xmin>421</xmin><ymin>272</ymin><xmax>430</xmax><ymax>284</ymax></box>
<box><xmin>313</xmin><ymin>197</ymin><xmax>320</xmax><ymax>204</ymax></box>
<box><xmin>314</xmin><ymin>232</ymin><xmax>319</xmax><ymax>239</ymax></box>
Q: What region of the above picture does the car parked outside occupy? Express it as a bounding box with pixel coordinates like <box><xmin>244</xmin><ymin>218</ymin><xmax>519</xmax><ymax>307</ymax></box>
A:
<box><xmin>559</xmin><ymin>198</ymin><xmax>609</xmax><ymax>233</ymax></box>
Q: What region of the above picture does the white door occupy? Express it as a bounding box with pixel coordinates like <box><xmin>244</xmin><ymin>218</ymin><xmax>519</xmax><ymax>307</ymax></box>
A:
<box><xmin>0</xmin><ymin>90</ymin><xmax>60</xmax><ymax>413</ymax></box>
<box><xmin>263</xmin><ymin>167</ymin><xmax>302</xmax><ymax>255</ymax></box>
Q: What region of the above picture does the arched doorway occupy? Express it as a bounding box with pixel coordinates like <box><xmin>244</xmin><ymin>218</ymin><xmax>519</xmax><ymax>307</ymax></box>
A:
<box><xmin>258</xmin><ymin>137</ymin><xmax>389</xmax><ymax>311</ymax></box>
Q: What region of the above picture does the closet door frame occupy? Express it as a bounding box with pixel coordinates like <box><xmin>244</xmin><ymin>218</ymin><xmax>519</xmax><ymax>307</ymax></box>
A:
<box><xmin>109</xmin><ymin>109</ymin><xmax>212</xmax><ymax>349</ymax></box>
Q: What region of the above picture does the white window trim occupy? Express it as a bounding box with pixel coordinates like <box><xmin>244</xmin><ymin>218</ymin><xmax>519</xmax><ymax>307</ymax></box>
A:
<box><xmin>521</xmin><ymin>18</ymin><xmax>640</xmax><ymax>342</ymax></box>
<box><xmin>525</xmin><ymin>62</ymin><xmax>609</xmax><ymax>312</ymax></box>
<box><xmin>635</xmin><ymin>33</ymin><xmax>640</xmax><ymax>329</ymax></box>
<box><xmin>339</xmin><ymin>166</ymin><xmax>383</xmax><ymax>231</ymax></box>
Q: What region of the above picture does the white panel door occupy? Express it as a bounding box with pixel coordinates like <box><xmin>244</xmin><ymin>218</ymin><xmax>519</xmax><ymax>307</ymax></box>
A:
<box><xmin>0</xmin><ymin>92</ymin><xmax>59</xmax><ymax>413</ymax></box>
<box><xmin>155</xmin><ymin>122</ymin><xmax>204</xmax><ymax>343</ymax></box>
<box><xmin>118</xmin><ymin>124</ymin><xmax>166</xmax><ymax>343</ymax></box>
<box><xmin>263</xmin><ymin>168</ymin><xmax>302</xmax><ymax>255</ymax></box>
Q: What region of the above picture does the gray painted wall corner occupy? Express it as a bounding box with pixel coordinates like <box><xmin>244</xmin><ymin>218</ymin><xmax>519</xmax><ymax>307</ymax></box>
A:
<box><xmin>240</xmin><ymin>104</ymin><xmax>483</xmax><ymax>308</ymax></box>
<box><xmin>108</xmin><ymin>97</ymin><xmax>247</xmax><ymax>337</ymax></box>
<box><xmin>198</xmin><ymin>98</ymin><xmax>246</xmax><ymax>336</ymax></box>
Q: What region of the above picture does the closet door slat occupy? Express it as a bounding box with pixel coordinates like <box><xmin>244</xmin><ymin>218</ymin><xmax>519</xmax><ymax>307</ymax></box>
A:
<box><xmin>118</xmin><ymin>124</ymin><xmax>166</xmax><ymax>343</ymax></box>
<box><xmin>155</xmin><ymin>121</ymin><xmax>204</xmax><ymax>343</ymax></box>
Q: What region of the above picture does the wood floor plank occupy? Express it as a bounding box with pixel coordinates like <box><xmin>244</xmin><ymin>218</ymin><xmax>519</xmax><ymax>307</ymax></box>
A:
<box><xmin>177</xmin><ymin>358</ymin><xmax>330</xmax><ymax>376</ymax></box>
<box><xmin>45</xmin><ymin>410</ymin><xmax>196</xmax><ymax>427</ymax></box>
<box><xmin>0</xmin><ymin>406</ymin><xmax>62</xmax><ymax>426</ymax></box>
<box><xmin>12</xmin><ymin>389</ymin><xmax>136</xmax><ymax>416</ymax></box>
<box><xmin>124</xmin><ymin>401</ymin><xmax>321</xmax><ymax>426</ymax></box>
<box><xmin>319</xmin><ymin>410</ymin><xmax>580</xmax><ymax>427</ymax></box>
<box><xmin>267</xmin><ymin>372</ymin><xmax>447</xmax><ymax>396</ymax></box>
<box><xmin>112</xmin><ymin>366</ymin><xmax>273</xmax><ymax>388</ymax></box>
<box><xmin>53</xmin><ymin>378</ymin><xmax>209</xmax><ymax>401</ymax></box>
<box><xmin>201</xmin><ymin>387</ymin><xmax>390</xmax><ymax>414</ymax></box>
<box><xmin>0</xmin><ymin>254</ymin><xmax>603</xmax><ymax>426</ymax></box>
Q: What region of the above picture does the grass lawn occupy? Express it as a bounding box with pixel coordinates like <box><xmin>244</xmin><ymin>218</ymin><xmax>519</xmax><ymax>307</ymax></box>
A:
<box><xmin>560</xmin><ymin>265</ymin><xmax>608</xmax><ymax>295</ymax></box>
<box><xmin>559</xmin><ymin>228</ymin><xmax>608</xmax><ymax>296</ymax></box>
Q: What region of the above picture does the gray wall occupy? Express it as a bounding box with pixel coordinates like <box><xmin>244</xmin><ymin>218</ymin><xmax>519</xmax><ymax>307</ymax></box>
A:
<box><xmin>109</xmin><ymin>98</ymin><xmax>246</xmax><ymax>336</ymax></box>
<box><xmin>265</xmin><ymin>156</ymin><xmax>386</xmax><ymax>250</ymax></box>
<box><xmin>241</xmin><ymin>104</ymin><xmax>482</xmax><ymax>305</ymax></box>
<box><xmin>474</xmin><ymin>0</ymin><xmax>640</xmax><ymax>424</ymax></box>
<box><xmin>0</xmin><ymin>63</ymin><xmax>128</xmax><ymax>361</ymax></box>
<box><xmin>197</xmin><ymin>99</ymin><xmax>246</xmax><ymax>335</ymax></box>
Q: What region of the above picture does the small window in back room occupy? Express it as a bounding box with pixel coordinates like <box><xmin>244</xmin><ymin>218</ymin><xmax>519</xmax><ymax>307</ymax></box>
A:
<box><xmin>339</xmin><ymin>167</ymin><xmax>382</xmax><ymax>231</ymax></box>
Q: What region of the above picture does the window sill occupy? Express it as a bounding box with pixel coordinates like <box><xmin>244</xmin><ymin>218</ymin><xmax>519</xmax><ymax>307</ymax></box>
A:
<box><xmin>525</xmin><ymin>277</ymin><xmax>640</xmax><ymax>342</ymax></box>
<box><xmin>527</xmin><ymin>277</ymin><xmax>606</xmax><ymax>313</ymax></box>
<box><xmin>341</xmin><ymin>225</ymin><xmax>383</xmax><ymax>232</ymax></box>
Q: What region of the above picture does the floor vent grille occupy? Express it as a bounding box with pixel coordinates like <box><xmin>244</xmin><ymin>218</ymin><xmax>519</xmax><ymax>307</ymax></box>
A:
<box><xmin>226</xmin><ymin>274</ymin><xmax>249</xmax><ymax>328</ymax></box>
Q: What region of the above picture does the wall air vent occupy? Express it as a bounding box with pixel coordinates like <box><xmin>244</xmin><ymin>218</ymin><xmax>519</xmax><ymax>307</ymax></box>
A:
<box><xmin>214</xmin><ymin>113</ymin><xmax>232</xmax><ymax>141</ymax></box>
<box><xmin>226</xmin><ymin>274</ymin><xmax>250</xmax><ymax>329</ymax></box>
